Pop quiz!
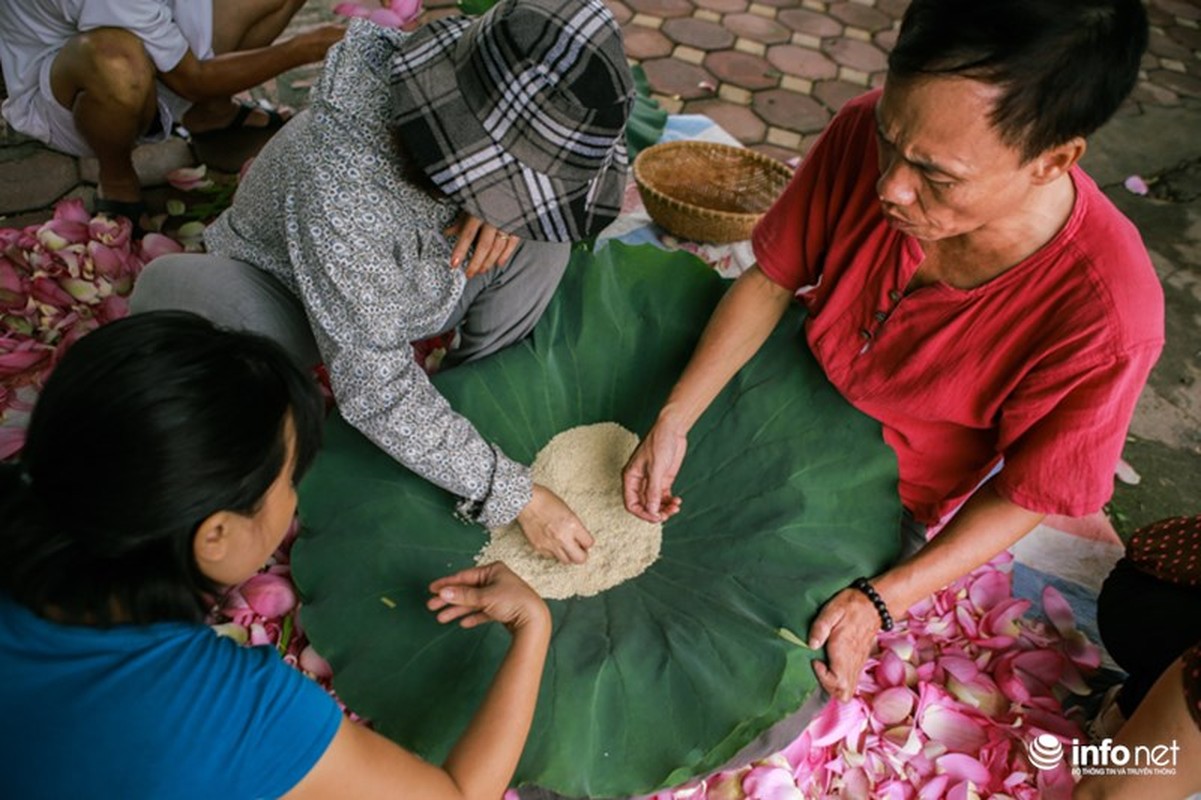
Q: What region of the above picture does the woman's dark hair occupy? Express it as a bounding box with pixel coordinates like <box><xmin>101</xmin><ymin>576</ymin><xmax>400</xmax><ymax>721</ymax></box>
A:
<box><xmin>0</xmin><ymin>311</ymin><xmax>324</xmax><ymax>625</ymax></box>
<box><xmin>888</xmin><ymin>0</ymin><xmax>1148</xmax><ymax>162</ymax></box>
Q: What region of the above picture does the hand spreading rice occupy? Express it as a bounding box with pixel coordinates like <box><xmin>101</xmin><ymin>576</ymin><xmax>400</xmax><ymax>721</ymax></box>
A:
<box><xmin>478</xmin><ymin>423</ymin><xmax>662</xmax><ymax>599</ymax></box>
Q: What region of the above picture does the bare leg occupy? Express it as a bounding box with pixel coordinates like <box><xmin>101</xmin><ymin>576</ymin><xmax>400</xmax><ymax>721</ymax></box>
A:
<box><xmin>49</xmin><ymin>28</ymin><xmax>158</xmax><ymax>204</ymax></box>
<box><xmin>211</xmin><ymin>0</ymin><xmax>309</xmax><ymax>53</ymax></box>
<box><xmin>1074</xmin><ymin>658</ymin><xmax>1201</xmax><ymax>799</ymax></box>
<box><xmin>184</xmin><ymin>0</ymin><xmax>308</xmax><ymax>131</ymax></box>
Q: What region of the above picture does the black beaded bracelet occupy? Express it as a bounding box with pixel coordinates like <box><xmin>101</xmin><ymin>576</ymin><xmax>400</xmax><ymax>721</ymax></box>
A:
<box><xmin>851</xmin><ymin>576</ymin><xmax>894</xmax><ymax>632</ymax></box>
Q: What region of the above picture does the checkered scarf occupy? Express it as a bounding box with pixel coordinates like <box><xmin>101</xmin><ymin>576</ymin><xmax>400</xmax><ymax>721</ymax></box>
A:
<box><xmin>390</xmin><ymin>0</ymin><xmax>634</xmax><ymax>242</ymax></box>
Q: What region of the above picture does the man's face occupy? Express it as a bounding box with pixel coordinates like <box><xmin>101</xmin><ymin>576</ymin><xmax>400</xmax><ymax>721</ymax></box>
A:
<box><xmin>874</xmin><ymin>75</ymin><xmax>1039</xmax><ymax>243</ymax></box>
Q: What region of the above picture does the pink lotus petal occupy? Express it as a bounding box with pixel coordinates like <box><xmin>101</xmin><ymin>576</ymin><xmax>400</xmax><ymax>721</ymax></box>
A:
<box><xmin>1040</xmin><ymin>585</ymin><xmax>1076</xmax><ymax>637</ymax></box>
<box><xmin>968</xmin><ymin>569</ymin><xmax>1008</xmax><ymax>612</ymax></box>
<box><xmin>1013</xmin><ymin>650</ymin><xmax>1063</xmax><ymax>692</ymax></box>
<box><xmin>503</xmin><ymin>791</ymin><xmax>521</xmax><ymax>800</ymax></box>
<box><xmin>917</xmin><ymin>774</ymin><xmax>951</xmax><ymax>800</ymax></box>
<box><xmin>390</xmin><ymin>0</ymin><xmax>422</xmax><ymax>24</ymax></box>
<box><xmin>1123</xmin><ymin>175</ymin><xmax>1149</xmax><ymax>195</ymax></box>
<box><xmin>138</xmin><ymin>232</ymin><xmax>184</xmax><ymax>260</ymax></box>
<box><xmin>873</xmin><ymin>686</ymin><xmax>917</xmax><ymax>726</ymax></box>
<box><xmin>1062</xmin><ymin>629</ymin><xmax>1102</xmax><ymax>670</ymax></box>
<box><xmin>299</xmin><ymin>644</ymin><xmax>334</xmax><ymax>680</ymax></box>
<box><xmin>60</xmin><ymin>277</ymin><xmax>100</xmax><ymax>303</ymax></box>
<box><xmin>165</xmin><ymin>165</ymin><xmax>212</xmax><ymax>192</ymax></box>
<box><xmin>946</xmin><ymin>780</ymin><xmax>981</xmax><ymax>800</ymax></box>
<box><xmin>88</xmin><ymin>215</ymin><xmax>132</xmax><ymax>248</ymax></box>
<box><xmin>368</xmin><ymin>7</ymin><xmax>404</xmax><ymax>26</ymax></box>
<box><xmin>808</xmin><ymin>698</ymin><xmax>867</xmax><ymax>747</ymax></box>
<box><xmin>708</xmin><ymin>768</ymin><xmax>749</xmax><ymax>800</ymax></box>
<box><xmin>38</xmin><ymin>220</ymin><xmax>90</xmax><ymax>251</ymax></box>
<box><xmin>945</xmin><ymin>675</ymin><xmax>1007</xmax><ymax>718</ymax></box>
<box><xmin>239</xmin><ymin>572</ymin><xmax>297</xmax><ymax>618</ymax></box>
<box><xmin>742</xmin><ymin>762</ymin><xmax>802</xmax><ymax>800</ymax></box>
<box><xmin>920</xmin><ymin>705</ymin><xmax>989</xmax><ymax>754</ymax></box>
<box><xmin>333</xmin><ymin>1</ymin><xmax>373</xmax><ymax>18</ymax></box>
<box><xmin>935</xmin><ymin>753</ymin><xmax>989</xmax><ymax>785</ymax></box>
<box><xmin>53</xmin><ymin>197</ymin><xmax>91</xmax><ymax>224</ymax></box>
<box><xmin>876</xmin><ymin>648</ymin><xmax>907</xmax><ymax>687</ymax></box>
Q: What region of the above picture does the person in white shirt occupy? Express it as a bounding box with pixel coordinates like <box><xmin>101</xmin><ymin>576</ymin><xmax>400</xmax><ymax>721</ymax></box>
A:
<box><xmin>0</xmin><ymin>0</ymin><xmax>344</xmax><ymax>223</ymax></box>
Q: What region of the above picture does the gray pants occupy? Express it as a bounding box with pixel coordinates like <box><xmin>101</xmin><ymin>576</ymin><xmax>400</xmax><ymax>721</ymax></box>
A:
<box><xmin>129</xmin><ymin>239</ymin><xmax>570</xmax><ymax>368</ymax></box>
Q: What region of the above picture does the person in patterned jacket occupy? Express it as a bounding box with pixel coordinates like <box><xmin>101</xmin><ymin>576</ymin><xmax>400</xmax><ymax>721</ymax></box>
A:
<box><xmin>131</xmin><ymin>0</ymin><xmax>635</xmax><ymax>564</ymax></box>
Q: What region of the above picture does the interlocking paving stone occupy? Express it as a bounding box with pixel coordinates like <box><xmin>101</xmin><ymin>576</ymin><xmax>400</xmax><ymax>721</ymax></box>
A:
<box><xmin>625</xmin><ymin>0</ymin><xmax>695</xmax><ymax>19</ymax></box>
<box><xmin>874</xmin><ymin>28</ymin><xmax>898</xmax><ymax>52</ymax></box>
<box><xmin>662</xmin><ymin>17</ymin><xmax>737</xmax><ymax>50</ymax></box>
<box><xmin>642</xmin><ymin>57</ymin><xmax>719</xmax><ymax>99</ymax></box>
<box><xmin>624</xmin><ymin>24</ymin><xmax>675</xmax><ymax>59</ymax></box>
<box><xmin>723</xmin><ymin>12</ymin><xmax>791</xmax><ymax>44</ymax></box>
<box><xmin>706</xmin><ymin>50</ymin><xmax>779</xmax><ymax>90</ymax></box>
<box><xmin>693</xmin><ymin>0</ymin><xmax>748</xmax><ymax>13</ymax></box>
<box><xmin>0</xmin><ymin>148</ymin><xmax>78</xmax><ymax>215</ymax></box>
<box><xmin>682</xmin><ymin>98</ymin><xmax>767</xmax><ymax>142</ymax></box>
<box><xmin>1147</xmin><ymin>68</ymin><xmax>1201</xmax><ymax>98</ymax></box>
<box><xmin>777</xmin><ymin>7</ymin><xmax>843</xmax><ymax>37</ymax></box>
<box><xmin>767</xmin><ymin>43</ymin><xmax>837</xmax><ymax>80</ymax></box>
<box><xmin>605</xmin><ymin>0</ymin><xmax>635</xmax><ymax>25</ymax></box>
<box><xmin>1151</xmin><ymin>29</ymin><xmax>1195</xmax><ymax>61</ymax></box>
<box><xmin>874</xmin><ymin>0</ymin><xmax>910</xmax><ymax>18</ymax></box>
<box><xmin>1151</xmin><ymin>0</ymin><xmax>1201</xmax><ymax>20</ymax></box>
<box><xmin>1132</xmin><ymin>82</ymin><xmax>1182</xmax><ymax>107</ymax></box>
<box><xmin>827</xmin><ymin>2</ymin><xmax>892</xmax><ymax>32</ymax></box>
<box><xmin>751</xmin><ymin>142</ymin><xmax>800</xmax><ymax>161</ymax></box>
<box><xmin>813</xmin><ymin>77</ymin><xmax>869</xmax><ymax>113</ymax></box>
<box><xmin>751</xmin><ymin>0</ymin><xmax>797</xmax><ymax>7</ymax></box>
<box><xmin>821</xmin><ymin>36</ymin><xmax>888</xmax><ymax>72</ymax></box>
<box><xmin>1168</xmin><ymin>26</ymin><xmax>1201</xmax><ymax>52</ymax></box>
<box><xmin>752</xmin><ymin>87</ymin><xmax>830</xmax><ymax>131</ymax></box>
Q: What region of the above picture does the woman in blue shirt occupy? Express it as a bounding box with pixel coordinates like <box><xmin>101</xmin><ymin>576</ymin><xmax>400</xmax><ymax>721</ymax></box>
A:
<box><xmin>0</xmin><ymin>310</ymin><xmax>551</xmax><ymax>799</ymax></box>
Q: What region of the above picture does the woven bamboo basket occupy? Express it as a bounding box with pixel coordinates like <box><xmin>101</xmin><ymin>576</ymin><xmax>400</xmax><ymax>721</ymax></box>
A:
<box><xmin>632</xmin><ymin>140</ymin><xmax>794</xmax><ymax>244</ymax></box>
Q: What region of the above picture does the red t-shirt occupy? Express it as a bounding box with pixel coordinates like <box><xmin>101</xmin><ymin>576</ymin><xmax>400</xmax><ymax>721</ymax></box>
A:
<box><xmin>752</xmin><ymin>90</ymin><xmax>1164</xmax><ymax>524</ymax></box>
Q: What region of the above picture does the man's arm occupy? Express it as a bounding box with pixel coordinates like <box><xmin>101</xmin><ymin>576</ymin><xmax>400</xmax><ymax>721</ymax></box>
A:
<box><xmin>622</xmin><ymin>265</ymin><xmax>794</xmax><ymax>522</ymax></box>
<box><xmin>157</xmin><ymin>25</ymin><xmax>344</xmax><ymax>103</ymax></box>
<box><xmin>807</xmin><ymin>479</ymin><xmax>1044</xmax><ymax>700</ymax></box>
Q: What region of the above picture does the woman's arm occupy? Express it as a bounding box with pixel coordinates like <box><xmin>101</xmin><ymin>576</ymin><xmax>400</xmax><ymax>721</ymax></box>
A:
<box><xmin>285</xmin><ymin>563</ymin><xmax>551</xmax><ymax>800</ymax></box>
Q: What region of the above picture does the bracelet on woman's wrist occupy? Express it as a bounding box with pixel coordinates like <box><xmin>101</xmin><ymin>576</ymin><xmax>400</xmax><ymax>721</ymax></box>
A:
<box><xmin>850</xmin><ymin>576</ymin><xmax>894</xmax><ymax>632</ymax></box>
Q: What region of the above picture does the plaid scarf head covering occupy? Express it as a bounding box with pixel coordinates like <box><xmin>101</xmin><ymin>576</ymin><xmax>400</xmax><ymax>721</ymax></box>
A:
<box><xmin>390</xmin><ymin>0</ymin><xmax>634</xmax><ymax>241</ymax></box>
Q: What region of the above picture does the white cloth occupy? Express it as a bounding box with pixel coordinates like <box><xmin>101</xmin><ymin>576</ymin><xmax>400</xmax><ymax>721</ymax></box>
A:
<box><xmin>0</xmin><ymin>0</ymin><xmax>213</xmax><ymax>154</ymax></box>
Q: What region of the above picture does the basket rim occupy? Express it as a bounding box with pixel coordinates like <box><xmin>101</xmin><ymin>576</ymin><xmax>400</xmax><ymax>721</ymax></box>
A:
<box><xmin>632</xmin><ymin>140</ymin><xmax>794</xmax><ymax>223</ymax></box>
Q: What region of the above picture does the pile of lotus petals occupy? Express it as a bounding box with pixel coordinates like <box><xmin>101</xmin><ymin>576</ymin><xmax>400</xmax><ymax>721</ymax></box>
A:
<box><xmin>630</xmin><ymin>552</ymin><xmax>1095</xmax><ymax>800</ymax></box>
<box><xmin>0</xmin><ymin>199</ymin><xmax>187</xmax><ymax>458</ymax></box>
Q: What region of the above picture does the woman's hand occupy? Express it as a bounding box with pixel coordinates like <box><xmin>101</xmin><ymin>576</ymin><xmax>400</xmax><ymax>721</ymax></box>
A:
<box><xmin>427</xmin><ymin>562</ymin><xmax>550</xmax><ymax>634</ymax></box>
<box><xmin>807</xmin><ymin>587</ymin><xmax>882</xmax><ymax>701</ymax></box>
<box><xmin>444</xmin><ymin>212</ymin><xmax>521</xmax><ymax>278</ymax></box>
<box><xmin>516</xmin><ymin>484</ymin><xmax>595</xmax><ymax>564</ymax></box>
<box><xmin>621</xmin><ymin>416</ymin><xmax>686</xmax><ymax>523</ymax></box>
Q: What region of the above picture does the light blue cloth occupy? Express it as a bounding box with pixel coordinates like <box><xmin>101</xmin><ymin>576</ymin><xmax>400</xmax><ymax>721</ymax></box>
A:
<box><xmin>0</xmin><ymin>595</ymin><xmax>341</xmax><ymax>799</ymax></box>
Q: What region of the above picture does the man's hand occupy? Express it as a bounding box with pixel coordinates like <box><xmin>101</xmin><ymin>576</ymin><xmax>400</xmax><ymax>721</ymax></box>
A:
<box><xmin>444</xmin><ymin>212</ymin><xmax>520</xmax><ymax>278</ymax></box>
<box><xmin>427</xmin><ymin>562</ymin><xmax>550</xmax><ymax>634</ymax></box>
<box><xmin>807</xmin><ymin>587</ymin><xmax>882</xmax><ymax>701</ymax></box>
<box><xmin>621</xmin><ymin>416</ymin><xmax>686</xmax><ymax>523</ymax></box>
<box><xmin>516</xmin><ymin>484</ymin><xmax>594</xmax><ymax>564</ymax></box>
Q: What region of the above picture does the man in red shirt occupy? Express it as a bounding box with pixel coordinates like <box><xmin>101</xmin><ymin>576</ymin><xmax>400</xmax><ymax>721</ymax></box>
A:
<box><xmin>623</xmin><ymin>0</ymin><xmax>1162</xmax><ymax>701</ymax></box>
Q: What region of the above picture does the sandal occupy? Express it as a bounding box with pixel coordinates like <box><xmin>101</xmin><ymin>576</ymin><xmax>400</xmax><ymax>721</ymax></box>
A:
<box><xmin>195</xmin><ymin>100</ymin><xmax>289</xmax><ymax>136</ymax></box>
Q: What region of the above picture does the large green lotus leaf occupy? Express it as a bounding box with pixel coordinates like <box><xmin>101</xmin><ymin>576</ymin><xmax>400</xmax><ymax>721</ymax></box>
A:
<box><xmin>293</xmin><ymin>242</ymin><xmax>900</xmax><ymax>797</ymax></box>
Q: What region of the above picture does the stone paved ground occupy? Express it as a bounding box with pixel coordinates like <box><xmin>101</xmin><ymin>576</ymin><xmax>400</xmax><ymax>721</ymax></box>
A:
<box><xmin>1</xmin><ymin>0</ymin><xmax>1199</xmax><ymax>530</ymax></box>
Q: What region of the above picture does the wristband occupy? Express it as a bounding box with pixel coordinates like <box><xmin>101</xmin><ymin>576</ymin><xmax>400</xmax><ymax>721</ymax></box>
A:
<box><xmin>851</xmin><ymin>576</ymin><xmax>894</xmax><ymax>632</ymax></box>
